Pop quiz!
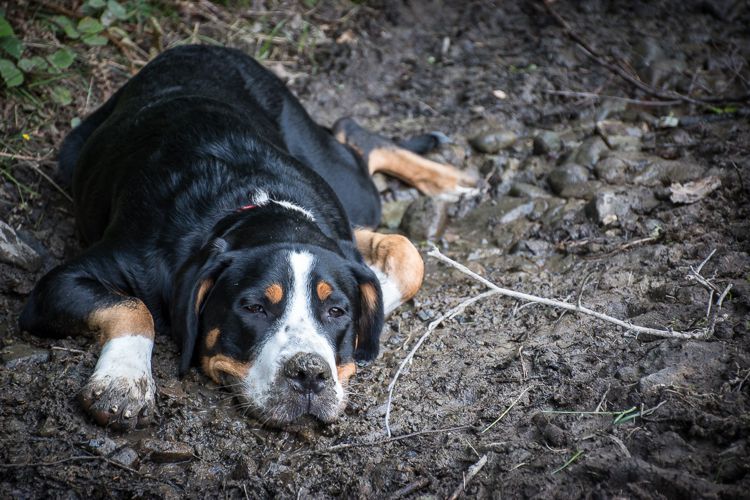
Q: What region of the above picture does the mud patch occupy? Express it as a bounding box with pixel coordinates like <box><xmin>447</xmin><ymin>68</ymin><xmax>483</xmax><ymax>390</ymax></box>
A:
<box><xmin>1</xmin><ymin>0</ymin><xmax>749</xmax><ymax>497</ymax></box>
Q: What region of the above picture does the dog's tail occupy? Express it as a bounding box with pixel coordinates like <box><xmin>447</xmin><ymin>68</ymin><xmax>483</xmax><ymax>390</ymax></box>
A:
<box><xmin>58</xmin><ymin>88</ymin><xmax>123</xmax><ymax>187</ymax></box>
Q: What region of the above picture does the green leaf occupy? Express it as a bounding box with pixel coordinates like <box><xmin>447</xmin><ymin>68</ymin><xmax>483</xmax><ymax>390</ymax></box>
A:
<box><xmin>52</xmin><ymin>15</ymin><xmax>80</xmax><ymax>39</ymax></box>
<box><xmin>0</xmin><ymin>14</ymin><xmax>14</xmax><ymax>37</ymax></box>
<box><xmin>107</xmin><ymin>0</ymin><xmax>128</xmax><ymax>20</ymax></box>
<box><xmin>77</xmin><ymin>16</ymin><xmax>104</xmax><ymax>34</ymax></box>
<box><xmin>17</xmin><ymin>56</ymin><xmax>48</xmax><ymax>72</ymax></box>
<box><xmin>86</xmin><ymin>0</ymin><xmax>107</xmax><ymax>8</ymax></box>
<box><xmin>0</xmin><ymin>35</ymin><xmax>22</xmax><ymax>59</ymax></box>
<box><xmin>82</xmin><ymin>34</ymin><xmax>108</xmax><ymax>46</ymax></box>
<box><xmin>0</xmin><ymin>58</ymin><xmax>23</xmax><ymax>87</ymax></box>
<box><xmin>50</xmin><ymin>85</ymin><xmax>72</xmax><ymax>105</ymax></box>
<box><xmin>47</xmin><ymin>47</ymin><xmax>76</xmax><ymax>69</ymax></box>
<box><xmin>70</xmin><ymin>116</ymin><xmax>82</xmax><ymax>128</ymax></box>
<box><xmin>18</xmin><ymin>56</ymin><xmax>49</xmax><ymax>73</ymax></box>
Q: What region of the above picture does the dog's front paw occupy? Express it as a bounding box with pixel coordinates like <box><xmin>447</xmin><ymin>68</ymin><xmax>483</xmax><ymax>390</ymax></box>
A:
<box><xmin>81</xmin><ymin>373</ymin><xmax>156</xmax><ymax>430</ymax></box>
<box><xmin>80</xmin><ymin>336</ymin><xmax>156</xmax><ymax>430</ymax></box>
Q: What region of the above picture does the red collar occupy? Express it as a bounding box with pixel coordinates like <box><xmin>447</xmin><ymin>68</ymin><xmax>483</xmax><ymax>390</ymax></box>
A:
<box><xmin>238</xmin><ymin>203</ymin><xmax>258</xmax><ymax>211</ymax></box>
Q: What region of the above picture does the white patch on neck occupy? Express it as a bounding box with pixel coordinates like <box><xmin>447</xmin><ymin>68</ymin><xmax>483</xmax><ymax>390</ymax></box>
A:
<box><xmin>251</xmin><ymin>189</ymin><xmax>315</xmax><ymax>221</ymax></box>
<box><xmin>242</xmin><ymin>251</ymin><xmax>342</xmax><ymax>405</ymax></box>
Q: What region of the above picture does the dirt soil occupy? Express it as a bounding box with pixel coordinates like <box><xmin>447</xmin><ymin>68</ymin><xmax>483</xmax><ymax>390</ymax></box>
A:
<box><xmin>1</xmin><ymin>1</ymin><xmax>749</xmax><ymax>498</ymax></box>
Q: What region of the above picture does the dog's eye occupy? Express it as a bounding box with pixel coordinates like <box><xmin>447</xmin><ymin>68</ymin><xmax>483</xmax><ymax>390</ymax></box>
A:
<box><xmin>245</xmin><ymin>304</ymin><xmax>266</xmax><ymax>315</ymax></box>
<box><xmin>328</xmin><ymin>307</ymin><xmax>345</xmax><ymax>318</ymax></box>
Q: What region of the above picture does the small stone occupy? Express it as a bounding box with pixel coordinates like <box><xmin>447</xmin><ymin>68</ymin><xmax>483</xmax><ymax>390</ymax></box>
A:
<box><xmin>510</xmin><ymin>239</ymin><xmax>553</xmax><ymax>257</ymax></box>
<box><xmin>520</xmin><ymin>156</ymin><xmax>553</xmax><ymax>178</ymax></box>
<box><xmin>547</xmin><ymin>163</ymin><xmax>589</xmax><ymax>195</ymax></box>
<box><xmin>110</xmin><ymin>447</ymin><xmax>139</xmax><ymax>468</ymax></box>
<box><xmin>231</xmin><ymin>456</ymin><xmax>258</xmax><ymax>480</ymax></box>
<box><xmin>379</xmin><ymin>200</ymin><xmax>412</xmax><ymax>229</ymax></box>
<box><xmin>633</xmin><ymin>159</ymin><xmax>705</xmax><ymax>186</ymax></box>
<box><xmin>585</xmin><ymin>191</ymin><xmax>626</xmax><ymax>226</ymax></box>
<box><xmin>0</xmin><ymin>343</ymin><xmax>50</xmax><ymax>368</ymax></box>
<box><xmin>416</xmin><ymin>309</ymin><xmax>435</xmax><ymax>322</ymax></box>
<box><xmin>508</xmin><ymin>182</ymin><xmax>551</xmax><ymax>199</ymax></box>
<box><xmin>533</xmin><ymin>130</ymin><xmax>561</xmax><ymax>155</ymax></box>
<box><xmin>84</xmin><ymin>437</ymin><xmax>118</xmax><ymax>456</ymax></box>
<box><xmin>140</xmin><ymin>439</ymin><xmax>194</xmax><ymax>463</ymax></box>
<box><xmin>399</xmin><ymin>197</ymin><xmax>448</xmax><ymax>241</ymax></box>
<box><xmin>573</xmin><ymin>136</ymin><xmax>609</xmax><ymax>168</ymax></box>
<box><xmin>0</xmin><ymin>220</ymin><xmax>42</xmax><ymax>272</ymax></box>
<box><xmin>37</xmin><ymin>416</ymin><xmax>57</xmax><ymax>437</ymax></box>
<box><xmin>596</xmin><ymin>120</ymin><xmax>644</xmax><ymax>151</ymax></box>
<box><xmin>371</xmin><ymin>173</ymin><xmax>389</xmax><ymax>193</ymax></box>
<box><xmin>469</xmin><ymin>129</ymin><xmax>518</xmax><ymax>154</ymax></box>
<box><xmin>493</xmin><ymin>197</ymin><xmax>535</xmax><ymax>224</ymax></box>
<box><xmin>594</xmin><ymin>156</ymin><xmax>629</xmax><ymax>184</ymax></box>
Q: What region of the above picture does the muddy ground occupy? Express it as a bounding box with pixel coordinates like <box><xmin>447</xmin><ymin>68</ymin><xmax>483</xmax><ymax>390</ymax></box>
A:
<box><xmin>1</xmin><ymin>0</ymin><xmax>749</xmax><ymax>498</ymax></box>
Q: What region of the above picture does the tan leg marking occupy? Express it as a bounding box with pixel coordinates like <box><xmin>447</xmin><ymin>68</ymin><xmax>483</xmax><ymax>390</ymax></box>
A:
<box><xmin>337</xmin><ymin>362</ymin><xmax>356</xmax><ymax>384</ymax></box>
<box><xmin>367</xmin><ymin>147</ymin><xmax>477</xmax><ymax>196</ymax></box>
<box><xmin>88</xmin><ymin>300</ymin><xmax>155</xmax><ymax>344</ymax></box>
<box><xmin>265</xmin><ymin>283</ymin><xmax>284</xmax><ymax>304</ymax></box>
<box><xmin>355</xmin><ymin>229</ymin><xmax>425</xmax><ymax>304</ymax></box>
<box><xmin>205</xmin><ymin>327</ymin><xmax>220</xmax><ymax>350</ymax></box>
<box><xmin>317</xmin><ymin>281</ymin><xmax>333</xmax><ymax>301</ymax></box>
<box><xmin>201</xmin><ymin>354</ymin><xmax>251</xmax><ymax>384</ymax></box>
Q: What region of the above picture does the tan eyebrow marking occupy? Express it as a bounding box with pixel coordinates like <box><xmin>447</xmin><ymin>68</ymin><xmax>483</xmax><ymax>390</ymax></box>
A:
<box><xmin>316</xmin><ymin>281</ymin><xmax>333</xmax><ymax>301</ymax></box>
<box><xmin>265</xmin><ymin>283</ymin><xmax>283</xmax><ymax>304</ymax></box>
<box><xmin>205</xmin><ymin>328</ymin><xmax>220</xmax><ymax>350</ymax></box>
<box><xmin>195</xmin><ymin>279</ymin><xmax>214</xmax><ymax>312</ymax></box>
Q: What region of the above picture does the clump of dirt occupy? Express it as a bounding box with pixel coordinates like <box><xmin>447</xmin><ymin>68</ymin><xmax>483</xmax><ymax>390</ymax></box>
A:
<box><xmin>1</xmin><ymin>1</ymin><xmax>749</xmax><ymax>498</ymax></box>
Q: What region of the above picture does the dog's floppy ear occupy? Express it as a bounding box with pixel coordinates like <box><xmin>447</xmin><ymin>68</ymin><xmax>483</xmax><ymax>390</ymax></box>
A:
<box><xmin>171</xmin><ymin>238</ymin><xmax>232</xmax><ymax>375</ymax></box>
<box><xmin>351</xmin><ymin>264</ymin><xmax>384</xmax><ymax>362</ymax></box>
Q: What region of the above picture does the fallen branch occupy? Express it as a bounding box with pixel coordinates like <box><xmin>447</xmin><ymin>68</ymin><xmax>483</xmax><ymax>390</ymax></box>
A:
<box><xmin>384</xmin><ymin>290</ymin><xmax>500</xmax><ymax>437</ymax></box>
<box><xmin>542</xmin><ymin>0</ymin><xmax>750</xmax><ymax>107</ymax></box>
<box><xmin>389</xmin><ymin>478</ymin><xmax>430</xmax><ymax>499</ymax></box>
<box><xmin>542</xmin><ymin>89</ymin><xmax>681</xmax><ymax>107</ymax></box>
<box><xmin>447</xmin><ymin>454</ymin><xmax>488</xmax><ymax>500</ymax></box>
<box><xmin>427</xmin><ymin>244</ymin><xmax>711</xmax><ymax>340</ymax></box>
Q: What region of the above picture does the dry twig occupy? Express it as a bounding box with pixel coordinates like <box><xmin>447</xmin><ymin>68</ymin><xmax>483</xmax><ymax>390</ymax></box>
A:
<box><xmin>316</xmin><ymin>425</ymin><xmax>471</xmax><ymax>455</ymax></box>
<box><xmin>427</xmin><ymin>244</ymin><xmax>711</xmax><ymax>340</ymax></box>
<box><xmin>542</xmin><ymin>0</ymin><xmax>750</xmax><ymax>106</ymax></box>
<box><xmin>447</xmin><ymin>454</ymin><xmax>488</xmax><ymax>500</ymax></box>
<box><xmin>384</xmin><ymin>290</ymin><xmax>499</xmax><ymax>437</ymax></box>
<box><xmin>389</xmin><ymin>478</ymin><xmax>430</xmax><ymax>499</ymax></box>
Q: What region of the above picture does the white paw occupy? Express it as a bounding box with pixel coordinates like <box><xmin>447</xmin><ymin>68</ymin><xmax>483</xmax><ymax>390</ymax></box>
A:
<box><xmin>80</xmin><ymin>336</ymin><xmax>156</xmax><ymax>430</ymax></box>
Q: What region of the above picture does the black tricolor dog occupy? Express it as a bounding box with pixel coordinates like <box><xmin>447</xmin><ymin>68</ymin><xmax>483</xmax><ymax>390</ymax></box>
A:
<box><xmin>19</xmin><ymin>45</ymin><xmax>476</xmax><ymax>429</ymax></box>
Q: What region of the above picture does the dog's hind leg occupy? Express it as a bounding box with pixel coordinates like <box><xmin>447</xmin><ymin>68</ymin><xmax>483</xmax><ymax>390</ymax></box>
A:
<box><xmin>332</xmin><ymin>117</ymin><xmax>478</xmax><ymax>198</ymax></box>
<box><xmin>19</xmin><ymin>250</ymin><xmax>156</xmax><ymax>430</ymax></box>
<box><xmin>354</xmin><ymin>228</ymin><xmax>424</xmax><ymax>316</ymax></box>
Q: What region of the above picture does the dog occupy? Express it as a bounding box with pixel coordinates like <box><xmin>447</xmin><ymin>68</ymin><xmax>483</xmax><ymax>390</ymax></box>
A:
<box><xmin>19</xmin><ymin>45</ymin><xmax>476</xmax><ymax>430</ymax></box>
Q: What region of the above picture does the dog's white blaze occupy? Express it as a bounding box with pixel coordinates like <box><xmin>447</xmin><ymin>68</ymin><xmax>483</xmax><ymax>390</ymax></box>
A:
<box><xmin>90</xmin><ymin>336</ymin><xmax>155</xmax><ymax>395</ymax></box>
<box><xmin>251</xmin><ymin>189</ymin><xmax>315</xmax><ymax>221</ymax></box>
<box><xmin>370</xmin><ymin>266</ymin><xmax>403</xmax><ymax>316</ymax></box>
<box><xmin>243</xmin><ymin>251</ymin><xmax>343</xmax><ymax>405</ymax></box>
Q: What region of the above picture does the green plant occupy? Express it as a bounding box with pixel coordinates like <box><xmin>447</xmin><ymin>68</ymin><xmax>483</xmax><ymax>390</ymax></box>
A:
<box><xmin>0</xmin><ymin>1</ymin><xmax>132</xmax><ymax>103</ymax></box>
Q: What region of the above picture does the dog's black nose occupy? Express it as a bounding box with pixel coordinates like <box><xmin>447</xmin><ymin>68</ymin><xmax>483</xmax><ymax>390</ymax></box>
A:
<box><xmin>283</xmin><ymin>353</ymin><xmax>330</xmax><ymax>395</ymax></box>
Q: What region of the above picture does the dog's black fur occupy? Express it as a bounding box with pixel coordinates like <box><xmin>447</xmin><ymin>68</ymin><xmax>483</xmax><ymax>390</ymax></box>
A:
<box><xmin>19</xmin><ymin>45</ymin><xmax>401</xmax><ymax>373</ymax></box>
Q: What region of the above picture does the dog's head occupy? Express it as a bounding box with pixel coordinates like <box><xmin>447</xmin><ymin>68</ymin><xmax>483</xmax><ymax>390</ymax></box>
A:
<box><xmin>171</xmin><ymin>237</ymin><xmax>383</xmax><ymax>425</ymax></box>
